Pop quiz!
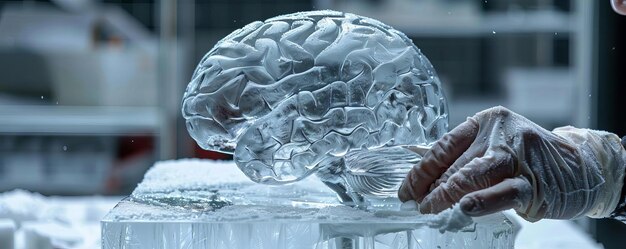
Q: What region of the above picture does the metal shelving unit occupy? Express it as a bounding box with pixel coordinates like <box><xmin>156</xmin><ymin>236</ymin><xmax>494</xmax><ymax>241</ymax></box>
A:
<box><xmin>0</xmin><ymin>0</ymin><xmax>179</xmax><ymax>195</ymax></box>
<box><xmin>0</xmin><ymin>105</ymin><xmax>167</xmax><ymax>195</ymax></box>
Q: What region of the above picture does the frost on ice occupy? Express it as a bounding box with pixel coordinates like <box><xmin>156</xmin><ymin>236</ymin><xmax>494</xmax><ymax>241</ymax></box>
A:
<box><xmin>182</xmin><ymin>10</ymin><xmax>448</xmax><ymax>204</ymax></box>
<box><xmin>102</xmin><ymin>160</ymin><xmax>522</xmax><ymax>249</ymax></box>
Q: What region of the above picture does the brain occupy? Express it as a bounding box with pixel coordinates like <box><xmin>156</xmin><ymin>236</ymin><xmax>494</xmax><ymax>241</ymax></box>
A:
<box><xmin>182</xmin><ymin>10</ymin><xmax>448</xmax><ymax>192</ymax></box>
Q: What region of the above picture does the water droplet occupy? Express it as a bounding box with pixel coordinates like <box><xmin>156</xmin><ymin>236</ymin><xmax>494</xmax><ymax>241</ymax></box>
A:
<box><xmin>131</xmin><ymin>140</ymin><xmax>134</xmax><ymax>143</ymax></box>
<box><xmin>492</xmin><ymin>31</ymin><xmax>496</xmax><ymax>34</ymax></box>
<box><xmin>40</xmin><ymin>96</ymin><xmax>44</xmax><ymax>99</ymax></box>
<box><xmin>554</xmin><ymin>32</ymin><xmax>558</xmax><ymax>35</ymax></box>
<box><xmin>233</xmin><ymin>20</ymin><xmax>237</xmax><ymax>23</ymax></box>
<box><xmin>612</xmin><ymin>47</ymin><xmax>616</xmax><ymax>50</ymax></box>
<box><xmin>63</xmin><ymin>146</ymin><xmax>67</xmax><ymax>151</ymax></box>
<box><xmin>55</xmin><ymin>101</ymin><xmax>59</xmax><ymax>105</ymax></box>
<box><xmin>588</xmin><ymin>94</ymin><xmax>592</xmax><ymax>98</ymax></box>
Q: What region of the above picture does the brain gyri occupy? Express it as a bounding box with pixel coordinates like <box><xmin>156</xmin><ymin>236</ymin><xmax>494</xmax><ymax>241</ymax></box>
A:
<box><xmin>182</xmin><ymin>10</ymin><xmax>448</xmax><ymax>203</ymax></box>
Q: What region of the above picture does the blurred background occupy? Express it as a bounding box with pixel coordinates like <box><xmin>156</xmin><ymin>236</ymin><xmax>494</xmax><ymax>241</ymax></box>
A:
<box><xmin>0</xmin><ymin>0</ymin><xmax>623</xmax><ymax>248</ymax></box>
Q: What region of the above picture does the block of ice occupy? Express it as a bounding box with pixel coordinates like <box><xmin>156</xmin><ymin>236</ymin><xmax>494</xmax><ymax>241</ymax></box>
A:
<box><xmin>102</xmin><ymin>159</ymin><xmax>518</xmax><ymax>249</ymax></box>
<box><xmin>0</xmin><ymin>219</ymin><xmax>15</xmax><ymax>249</ymax></box>
<box><xmin>182</xmin><ymin>10</ymin><xmax>448</xmax><ymax>204</ymax></box>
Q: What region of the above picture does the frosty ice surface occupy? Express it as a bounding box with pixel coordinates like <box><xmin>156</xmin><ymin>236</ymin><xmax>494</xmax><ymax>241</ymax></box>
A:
<box><xmin>182</xmin><ymin>10</ymin><xmax>448</xmax><ymax>204</ymax></box>
<box><xmin>101</xmin><ymin>159</ymin><xmax>518</xmax><ymax>249</ymax></box>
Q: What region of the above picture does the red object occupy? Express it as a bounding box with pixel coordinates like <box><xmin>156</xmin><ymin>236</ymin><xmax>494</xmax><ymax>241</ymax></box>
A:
<box><xmin>193</xmin><ymin>143</ymin><xmax>232</xmax><ymax>160</ymax></box>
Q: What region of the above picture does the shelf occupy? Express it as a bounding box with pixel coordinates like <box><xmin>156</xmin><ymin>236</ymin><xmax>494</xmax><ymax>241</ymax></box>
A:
<box><xmin>448</xmin><ymin>98</ymin><xmax>503</xmax><ymax>127</ymax></box>
<box><xmin>0</xmin><ymin>182</ymin><xmax>105</xmax><ymax>195</ymax></box>
<box><xmin>327</xmin><ymin>8</ymin><xmax>574</xmax><ymax>37</ymax></box>
<box><xmin>399</xmin><ymin>11</ymin><xmax>574</xmax><ymax>37</ymax></box>
<box><xmin>0</xmin><ymin>105</ymin><xmax>164</xmax><ymax>135</ymax></box>
<box><xmin>448</xmin><ymin>97</ymin><xmax>575</xmax><ymax>130</ymax></box>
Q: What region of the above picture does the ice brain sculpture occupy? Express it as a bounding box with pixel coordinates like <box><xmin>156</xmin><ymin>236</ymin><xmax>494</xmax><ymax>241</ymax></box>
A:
<box><xmin>182</xmin><ymin>10</ymin><xmax>448</xmax><ymax>205</ymax></box>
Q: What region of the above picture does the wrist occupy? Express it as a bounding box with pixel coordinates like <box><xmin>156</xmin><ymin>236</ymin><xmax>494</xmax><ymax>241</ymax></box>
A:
<box><xmin>609</xmin><ymin>136</ymin><xmax>626</xmax><ymax>220</ymax></box>
<box><xmin>553</xmin><ymin>127</ymin><xmax>626</xmax><ymax>218</ymax></box>
<box><xmin>584</xmin><ymin>130</ymin><xmax>626</xmax><ymax>218</ymax></box>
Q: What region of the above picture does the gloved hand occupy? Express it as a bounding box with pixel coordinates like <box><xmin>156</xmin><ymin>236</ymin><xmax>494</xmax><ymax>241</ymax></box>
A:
<box><xmin>398</xmin><ymin>106</ymin><xmax>626</xmax><ymax>221</ymax></box>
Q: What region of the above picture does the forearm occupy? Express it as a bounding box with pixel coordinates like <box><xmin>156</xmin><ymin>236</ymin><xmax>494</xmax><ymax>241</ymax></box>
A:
<box><xmin>609</xmin><ymin>136</ymin><xmax>626</xmax><ymax>222</ymax></box>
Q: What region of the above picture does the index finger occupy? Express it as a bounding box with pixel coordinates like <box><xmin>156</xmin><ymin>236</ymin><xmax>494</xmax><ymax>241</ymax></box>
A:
<box><xmin>398</xmin><ymin>117</ymin><xmax>479</xmax><ymax>202</ymax></box>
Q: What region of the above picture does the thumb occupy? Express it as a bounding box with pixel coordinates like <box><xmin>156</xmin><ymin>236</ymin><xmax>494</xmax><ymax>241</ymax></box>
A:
<box><xmin>459</xmin><ymin>177</ymin><xmax>532</xmax><ymax>217</ymax></box>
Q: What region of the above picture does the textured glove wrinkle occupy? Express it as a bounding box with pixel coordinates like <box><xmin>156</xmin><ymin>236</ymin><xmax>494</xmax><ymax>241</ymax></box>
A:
<box><xmin>517</xmin><ymin>135</ymin><xmax>550</xmax><ymax>221</ymax></box>
<box><xmin>521</xmin><ymin>129</ymin><xmax>590</xmax><ymax>219</ymax></box>
<box><xmin>543</xmin><ymin>137</ymin><xmax>580</xmax><ymax>219</ymax></box>
<box><xmin>555</xmin><ymin>127</ymin><xmax>626</xmax><ymax>218</ymax></box>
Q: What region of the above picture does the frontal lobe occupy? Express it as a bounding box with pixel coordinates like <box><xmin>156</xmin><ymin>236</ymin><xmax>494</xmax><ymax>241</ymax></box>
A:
<box><xmin>182</xmin><ymin>10</ymin><xmax>448</xmax><ymax>184</ymax></box>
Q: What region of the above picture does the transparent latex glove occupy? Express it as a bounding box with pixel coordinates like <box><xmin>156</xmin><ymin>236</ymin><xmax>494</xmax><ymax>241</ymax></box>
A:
<box><xmin>398</xmin><ymin>106</ymin><xmax>626</xmax><ymax>221</ymax></box>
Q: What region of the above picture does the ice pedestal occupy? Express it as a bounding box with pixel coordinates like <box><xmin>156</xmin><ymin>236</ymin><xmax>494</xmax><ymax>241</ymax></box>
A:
<box><xmin>101</xmin><ymin>159</ymin><xmax>518</xmax><ymax>249</ymax></box>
